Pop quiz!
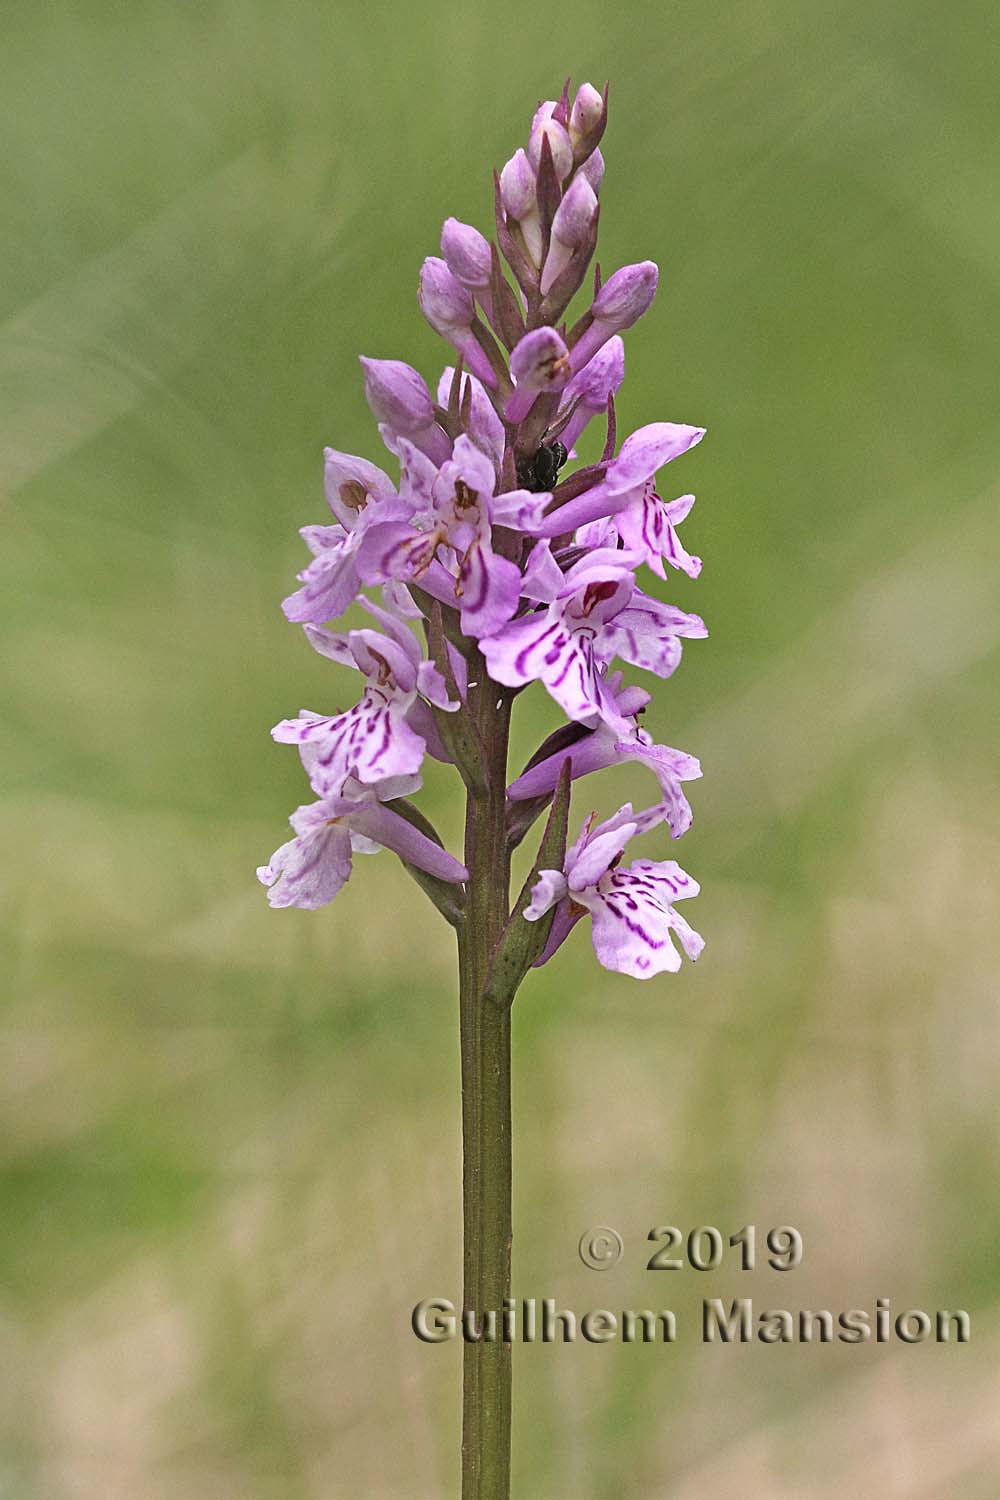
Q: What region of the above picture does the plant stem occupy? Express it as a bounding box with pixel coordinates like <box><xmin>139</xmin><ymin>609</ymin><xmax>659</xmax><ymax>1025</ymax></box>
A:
<box><xmin>457</xmin><ymin>653</ymin><xmax>513</xmax><ymax>1500</ymax></box>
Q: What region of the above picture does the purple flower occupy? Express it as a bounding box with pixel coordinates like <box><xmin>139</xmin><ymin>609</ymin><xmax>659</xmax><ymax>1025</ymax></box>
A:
<box><xmin>578</xmin><ymin>148</ymin><xmax>605</xmax><ymax>195</ymax></box>
<box><xmin>569</xmin><ymin>83</ymin><xmax>604</xmax><ymax>148</ymax></box>
<box><xmin>258</xmin><ymin>776</ymin><xmax>467</xmax><ymax>911</ymax></box>
<box><xmin>535</xmin><ymin>419</ymin><xmax>705</xmax><ymax>538</ymax></box>
<box><xmin>573</xmin><ymin>422</ymin><xmax>705</xmax><ymax>577</ymax></box>
<box><xmin>264</xmin><ymin>81</ymin><xmax>712</xmax><ymax>985</ymax></box>
<box><xmin>524</xmin><ymin>803</ymin><xmax>703</xmax><ymax>978</ymax></box>
<box><xmin>282</xmin><ymin>448</ymin><xmax>408</xmax><ymax>624</ymax></box>
<box><xmin>499</xmin><ymin>148</ymin><xmax>536</xmax><ymax>220</ymax></box>
<box><xmin>358</xmin><ymin>435</ymin><xmax>549</xmax><ymax>638</ymax></box>
<box><xmin>480</xmin><ymin>544</ymin><xmax>706</xmax><ymax>725</ymax></box>
<box><xmin>508</xmin><ymin>673</ymin><xmax>701</xmax><ymax>838</ymax></box>
<box><xmin>271</xmin><ymin>603</ymin><xmax>457</xmax><ymax>792</ymax></box>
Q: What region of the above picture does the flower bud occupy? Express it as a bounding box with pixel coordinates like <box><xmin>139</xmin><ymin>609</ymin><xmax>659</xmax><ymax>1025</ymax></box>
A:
<box><xmin>499</xmin><ymin>148</ymin><xmax>536</xmax><ymax>220</ymax></box>
<box><xmin>418</xmin><ymin>256</ymin><xmax>474</xmax><ymax>337</ymax></box>
<box><xmin>578</xmin><ymin>147</ymin><xmax>605</xmax><ymax>195</ymax></box>
<box><xmin>568</xmin><ymin>261</ymin><xmax>659</xmax><ymax>374</ymax></box>
<box><xmin>438</xmin><ymin>367</ymin><xmax>505</xmax><ymax>466</ymax></box>
<box><xmin>504</xmin><ymin>326</ymin><xmax>570</xmax><ymax>422</ymax></box>
<box><xmin>593</xmin><ymin>260</ymin><xmax>659</xmax><ymax>328</ymax></box>
<box><xmin>540</xmin><ymin>174</ymin><xmax>598</xmax><ymax>295</ymax></box>
<box><xmin>527</xmin><ymin>105</ymin><xmax>573</xmax><ymax>182</ymax></box>
<box><xmin>441</xmin><ymin>217</ymin><xmax>492</xmax><ymax>289</ymax></box>
<box><xmin>556</xmin><ymin>336</ymin><xmax>625</xmax><ymax>451</ymax></box>
<box><xmin>418</xmin><ymin>258</ymin><xmax>497</xmax><ymax>390</ymax></box>
<box><xmin>360</xmin><ymin>357</ymin><xmax>451</xmax><ymax>466</ymax></box>
<box><xmin>569</xmin><ymin>83</ymin><xmax>603</xmax><ymax>145</ymax></box>
<box><xmin>360</xmin><ymin>357</ymin><xmax>435</xmax><ymax>431</ymax></box>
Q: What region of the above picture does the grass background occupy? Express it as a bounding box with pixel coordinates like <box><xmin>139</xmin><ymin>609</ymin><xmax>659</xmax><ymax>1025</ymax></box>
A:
<box><xmin>2</xmin><ymin>1</ymin><xmax>999</xmax><ymax>1495</ymax></box>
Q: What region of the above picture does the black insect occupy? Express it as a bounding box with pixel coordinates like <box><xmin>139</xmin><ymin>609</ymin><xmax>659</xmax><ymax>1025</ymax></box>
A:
<box><xmin>516</xmin><ymin>440</ymin><xmax>568</xmax><ymax>493</ymax></box>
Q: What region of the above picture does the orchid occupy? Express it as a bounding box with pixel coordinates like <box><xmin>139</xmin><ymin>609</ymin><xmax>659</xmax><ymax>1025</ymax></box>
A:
<box><xmin>257</xmin><ymin>773</ymin><xmax>467</xmax><ymax>911</ymax></box>
<box><xmin>480</xmin><ymin>542</ymin><xmax>705</xmax><ymax>725</ymax></box>
<box><xmin>259</xmin><ymin>78</ymin><xmax>710</xmax><ymax>1499</ymax></box>
<box><xmin>524</xmin><ymin>803</ymin><xmax>704</xmax><ymax>978</ymax></box>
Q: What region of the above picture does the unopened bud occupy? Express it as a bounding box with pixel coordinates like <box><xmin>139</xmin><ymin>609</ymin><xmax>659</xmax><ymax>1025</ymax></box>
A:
<box><xmin>569</xmin><ymin>83</ymin><xmax>603</xmax><ymax>145</ymax></box>
<box><xmin>540</xmin><ymin>174</ymin><xmax>598</xmax><ymax>295</ymax></box>
<box><xmin>419</xmin><ymin>256</ymin><xmax>474</xmax><ymax>337</ymax></box>
<box><xmin>418</xmin><ymin>258</ymin><xmax>498</xmax><ymax>390</ymax></box>
<box><xmin>360</xmin><ymin>357</ymin><xmax>450</xmax><ymax>466</ymax></box>
<box><xmin>438</xmin><ymin>367</ymin><xmax>505</xmax><ymax>466</ymax></box>
<box><xmin>499</xmin><ymin>149</ymin><xmax>537</xmax><ymax>221</ymax></box>
<box><xmin>360</xmin><ymin>357</ymin><xmax>434</xmax><ymax>431</ymax></box>
<box><xmin>556</xmin><ymin>336</ymin><xmax>625</xmax><ymax>451</ymax></box>
<box><xmin>592</xmin><ymin>260</ymin><xmax>659</xmax><ymax>328</ymax></box>
<box><xmin>441</xmin><ymin>218</ymin><xmax>492</xmax><ymax>289</ymax></box>
<box><xmin>568</xmin><ymin>261</ymin><xmax>659</xmax><ymax>373</ymax></box>
<box><xmin>527</xmin><ymin>104</ymin><xmax>573</xmax><ymax>182</ymax></box>
<box><xmin>505</xmin><ymin>326</ymin><xmax>570</xmax><ymax>422</ymax></box>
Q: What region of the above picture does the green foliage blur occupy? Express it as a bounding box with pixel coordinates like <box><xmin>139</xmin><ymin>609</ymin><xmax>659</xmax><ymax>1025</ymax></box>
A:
<box><xmin>2</xmin><ymin>1</ymin><xmax>999</xmax><ymax>1494</ymax></box>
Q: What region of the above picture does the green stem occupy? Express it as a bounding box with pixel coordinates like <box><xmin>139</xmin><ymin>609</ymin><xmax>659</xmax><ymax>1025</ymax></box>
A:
<box><xmin>457</xmin><ymin>653</ymin><xmax>513</xmax><ymax>1500</ymax></box>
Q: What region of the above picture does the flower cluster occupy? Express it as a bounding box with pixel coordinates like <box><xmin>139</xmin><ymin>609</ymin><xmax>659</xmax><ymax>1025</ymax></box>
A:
<box><xmin>260</xmin><ymin>80</ymin><xmax>706</xmax><ymax>980</ymax></box>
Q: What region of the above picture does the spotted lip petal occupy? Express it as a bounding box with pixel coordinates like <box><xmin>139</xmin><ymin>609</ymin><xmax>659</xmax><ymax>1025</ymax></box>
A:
<box><xmin>584</xmin><ymin>859</ymin><xmax>703</xmax><ymax>978</ymax></box>
<box><xmin>257</xmin><ymin>819</ymin><xmax>354</xmax><ymax>910</ymax></box>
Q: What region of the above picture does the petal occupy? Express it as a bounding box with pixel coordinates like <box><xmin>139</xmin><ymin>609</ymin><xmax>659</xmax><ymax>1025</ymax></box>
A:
<box><xmin>416</xmin><ymin>658</ymin><xmax>459</xmax><ymax>711</ymax></box>
<box><xmin>278</xmin><ymin>695</ymin><xmax>426</xmax><ymax>792</ymax></box>
<box><xmin>524</xmin><ymin>869</ymin><xmax>569</xmax><ymax>921</ymax></box>
<box><xmin>302</xmin><ymin>624</ymin><xmax>355</xmax><ymax>666</ymax></box>
<box><xmin>490</xmin><ymin>488</ymin><xmax>551</xmax><ymax>533</ymax></box>
<box><xmin>480</xmin><ymin>610</ymin><xmax>561</xmax><ymax>689</ymax></box>
<box><xmin>282</xmin><ymin>537</ymin><xmax>362</xmax><ymax>624</ymax></box>
<box><xmin>605</xmin><ymin>423</ymin><xmax>705</xmax><ymax>494</ymax></box>
<box><xmin>300</xmin><ymin>522</ymin><xmax>345</xmax><ymax>556</ymax></box>
<box><xmin>599</xmin><ymin>594</ymin><xmax>707</xmax><ymax>678</ymax></box>
<box><xmin>615</xmin><ymin>492</ymin><xmax>702</xmax><ymax>580</ymax></box>
<box><xmin>520</xmin><ymin>539</ymin><xmax>564</xmax><ymax>603</ymax></box>
<box><xmin>257</xmin><ymin>820</ymin><xmax>353</xmax><ymax>910</ymax></box>
<box><xmin>323</xmin><ymin>447</ymin><xmax>397</xmax><ymax>526</ymax></box>
<box><xmin>567</xmin><ymin>820</ymin><xmax>638</xmax><ymax>889</ymax></box>
<box><xmin>616</xmin><ymin>739</ymin><xmax>702</xmax><ymax>838</ymax></box>
<box><xmin>582</xmin><ymin>858</ymin><xmax>702</xmax><ymax>978</ymax></box>
<box><xmin>347</xmin><ymin>628</ymin><xmax>418</xmax><ymax>693</ymax></box>
<box><xmin>359</xmin><ymin>597</ymin><xmax>422</xmax><ymax>665</ymax></box>
<box><xmin>450</xmin><ymin>433</ymin><xmax>498</xmax><ymax>498</ymax></box>
<box><xmin>458</xmin><ymin>542</ymin><xmax>521</xmax><ymax>639</ymax></box>
<box><xmin>355</xmin><ymin>521</ymin><xmax>439</xmax><ymax>585</ymax></box>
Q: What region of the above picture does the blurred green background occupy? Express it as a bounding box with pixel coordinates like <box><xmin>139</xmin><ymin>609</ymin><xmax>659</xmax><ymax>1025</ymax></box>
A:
<box><xmin>3</xmin><ymin>1</ymin><xmax>999</xmax><ymax>1495</ymax></box>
